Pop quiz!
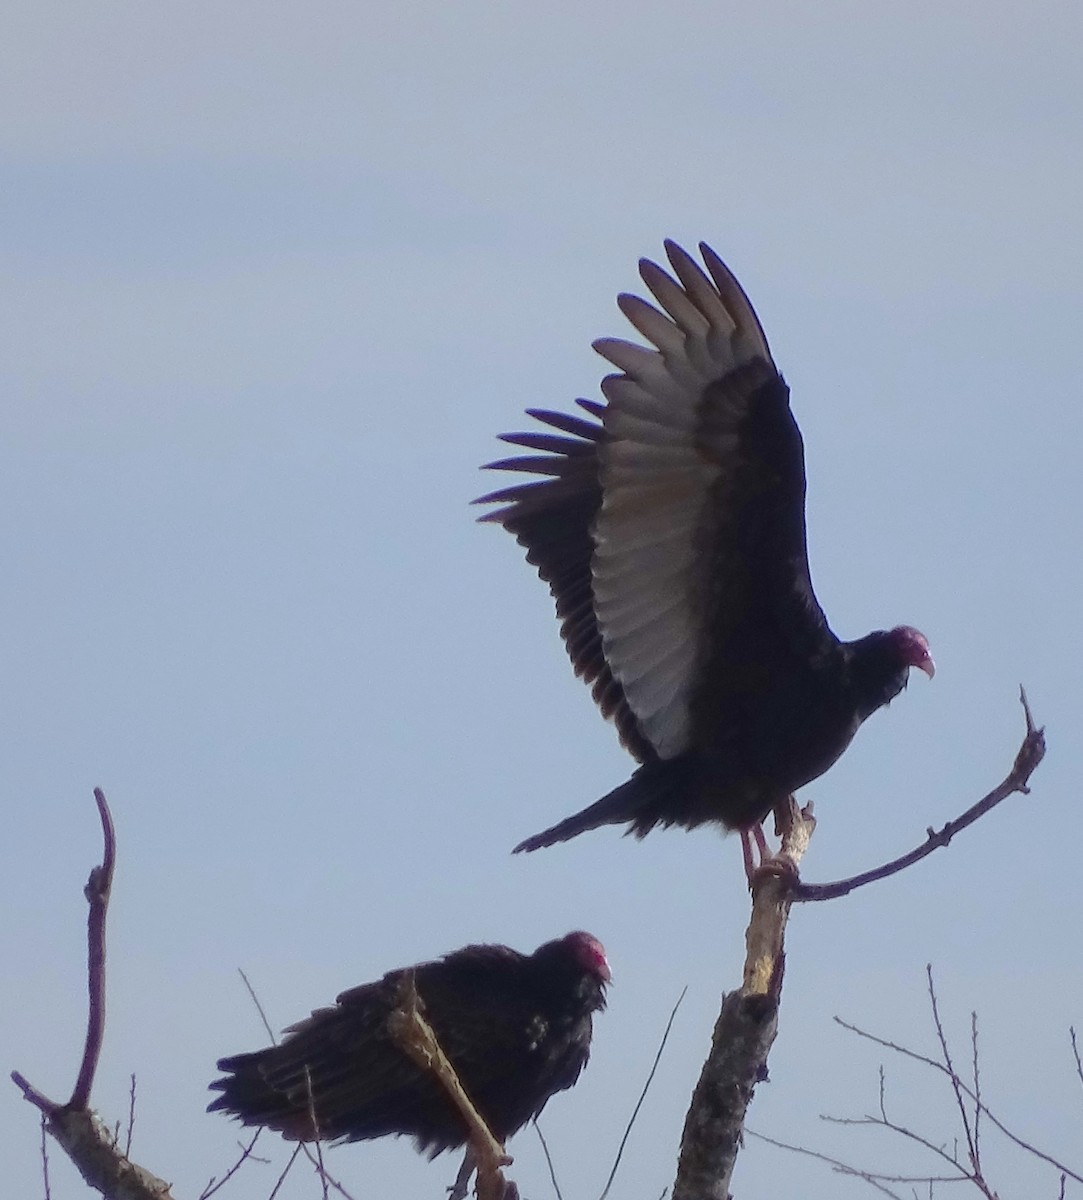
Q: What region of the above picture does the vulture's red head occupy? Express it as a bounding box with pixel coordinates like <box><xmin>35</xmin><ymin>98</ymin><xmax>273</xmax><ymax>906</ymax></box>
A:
<box><xmin>562</xmin><ymin>931</ymin><xmax>612</xmax><ymax>984</ymax></box>
<box><xmin>888</xmin><ymin>625</ymin><xmax>936</xmax><ymax>680</ymax></box>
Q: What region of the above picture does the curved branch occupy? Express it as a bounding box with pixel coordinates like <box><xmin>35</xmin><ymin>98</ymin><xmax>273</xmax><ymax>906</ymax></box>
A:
<box><xmin>72</xmin><ymin>788</ymin><xmax>117</xmax><ymax>1108</ymax></box>
<box><xmin>796</xmin><ymin>688</ymin><xmax>1046</xmax><ymax>903</ymax></box>
<box><xmin>11</xmin><ymin>789</ymin><xmax>176</xmax><ymax>1200</ymax></box>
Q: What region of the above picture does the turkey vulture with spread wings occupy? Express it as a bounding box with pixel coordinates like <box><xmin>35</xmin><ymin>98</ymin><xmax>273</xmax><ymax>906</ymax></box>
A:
<box><xmin>209</xmin><ymin>932</ymin><xmax>609</xmax><ymax>1158</ymax></box>
<box><xmin>478</xmin><ymin>241</ymin><xmax>933</xmax><ymax>868</ymax></box>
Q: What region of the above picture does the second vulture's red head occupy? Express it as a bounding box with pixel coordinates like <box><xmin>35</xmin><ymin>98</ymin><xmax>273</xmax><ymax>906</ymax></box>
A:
<box><xmin>563</xmin><ymin>931</ymin><xmax>612</xmax><ymax>983</ymax></box>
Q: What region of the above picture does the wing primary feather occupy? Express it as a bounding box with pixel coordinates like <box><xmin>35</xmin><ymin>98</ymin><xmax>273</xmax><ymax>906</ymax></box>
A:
<box><xmin>498</xmin><ymin>431</ymin><xmax>596</xmax><ymax>456</ymax></box>
<box><xmin>661</xmin><ymin>240</ymin><xmax>740</xmax><ymax>337</ymax></box>
<box><xmin>637</xmin><ymin>258</ymin><xmax>712</xmax><ymax>338</ymax></box>
<box><xmin>599</xmin><ymin>376</ymin><xmax>697</xmax><ymax>430</ymax></box>
<box><xmin>524</xmin><ymin>407</ymin><xmax>604</xmax><ymax>440</ymax></box>
<box><xmin>616</xmin><ymin>293</ymin><xmax>687</xmax><ymax>359</ymax></box>
<box><xmin>696</xmin><ymin>242</ymin><xmax>772</xmax><ymax>361</ymax></box>
<box><xmin>484</xmin><ymin>455</ymin><xmax>575</xmax><ymax>477</ymax></box>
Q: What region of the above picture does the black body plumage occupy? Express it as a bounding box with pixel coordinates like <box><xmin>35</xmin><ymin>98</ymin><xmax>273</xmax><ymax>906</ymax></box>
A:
<box><xmin>208</xmin><ymin>933</ymin><xmax>609</xmax><ymax>1156</ymax></box>
<box><xmin>478</xmin><ymin>241</ymin><xmax>933</xmax><ymax>851</ymax></box>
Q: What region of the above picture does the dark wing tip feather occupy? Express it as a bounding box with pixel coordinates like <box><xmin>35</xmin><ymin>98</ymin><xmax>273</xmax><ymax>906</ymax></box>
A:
<box><xmin>497</xmin><ymin>431</ymin><xmax>596</xmax><ymax>456</ymax></box>
<box><xmin>483</xmin><ymin>455</ymin><xmax>574</xmax><ymax>476</ymax></box>
<box><xmin>526</xmin><ymin>406</ymin><xmax>605</xmax><ymax>439</ymax></box>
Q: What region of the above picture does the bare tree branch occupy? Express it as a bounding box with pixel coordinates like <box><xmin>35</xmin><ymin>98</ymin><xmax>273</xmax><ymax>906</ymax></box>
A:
<box><xmin>671</xmin><ymin>691</ymin><xmax>1046</xmax><ymax>1200</ymax></box>
<box><xmin>40</xmin><ymin>1113</ymin><xmax>53</xmax><ymax>1200</ymax></box>
<box><xmin>970</xmin><ymin>1011</ymin><xmax>982</xmax><ymax>1176</ymax></box>
<box><xmin>301</xmin><ymin>1066</ymin><xmax>331</xmax><ymax>1200</ymax></box>
<box><xmin>267</xmin><ymin>1143</ymin><xmax>303</xmax><ymax>1200</ymax></box>
<box><xmin>926</xmin><ymin>968</ymin><xmax>978</xmax><ymax>1178</ymax></box>
<box><xmin>818</xmin><ymin>978</ymin><xmax>1083</xmax><ymax>1195</ymax></box>
<box><xmin>600</xmin><ymin>987</ymin><xmax>688</xmax><ymax>1200</ymax></box>
<box><xmin>820</xmin><ymin>1107</ymin><xmax>979</xmax><ymax>1188</ymax></box>
<box><xmin>388</xmin><ymin>972</ymin><xmax>517</xmax><ymax>1200</ymax></box>
<box><xmin>532</xmin><ymin>1122</ymin><xmax>564</xmax><ymax>1200</ymax></box>
<box><xmin>237</xmin><ymin>968</ymin><xmax>277</xmax><ymax>1044</ymax></box>
<box><xmin>1070</xmin><ymin>1027</ymin><xmax>1083</xmax><ymax>1096</ymax></box>
<box><xmin>124</xmin><ymin>1075</ymin><xmax>137</xmax><ymax>1159</ymax></box>
<box><xmin>797</xmin><ymin>688</ymin><xmax>1045</xmax><ymax>902</ymax></box>
<box><xmin>71</xmin><ymin>788</ymin><xmax>117</xmax><ymax>1108</ymax></box>
<box><xmin>760</xmin><ymin>984</ymin><xmax>1083</xmax><ymax>1200</ymax></box>
<box><xmin>198</xmin><ymin>1131</ymin><xmax>264</xmax><ymax>1200</ymax></box>
<box><xmin>11</xmin><ymin>1099</ymin><xmax>176</xmax><ymax>1200</ymax></box>
<box><xmin>834</xmin><ymin>1014</ymin><xmax>1083</xmax><ymax>1184</ymax></box>
<box><xmin>748</xmin><ymin>1128</ymin><xmax>917</xmax><ymax>1199</ymax></box>
<box><xmin>672</xmin><ymin>798</ymin><xmax>816</xmax><ymax>1200</ymax></box>
<box><xmin>11</xmin><ymin>789</ymin><xmax>177</xmax><ymax>1200</ymax></box>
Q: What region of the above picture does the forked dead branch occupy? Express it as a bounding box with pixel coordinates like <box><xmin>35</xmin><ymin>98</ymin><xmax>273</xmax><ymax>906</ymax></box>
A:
<box><xmin>11</xmin><ymin>789</ymin><xmax>176</xmax><ymax>1200</ymax></box>
<box><xmin>672</xmin><ymin>690</ymin><xmax>1046</xmax><ymax>1198</ymax></box>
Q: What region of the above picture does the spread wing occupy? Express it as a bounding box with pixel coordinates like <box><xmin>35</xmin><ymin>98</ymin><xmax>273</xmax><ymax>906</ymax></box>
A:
<box><xmin>477</xmin><ymin>401</ymin><xmax>655</xmax><ymax>758</ymax></box>
<box><xmin>479</xmin><ymin>240</ymin><xmax>834</xmax><ymax>762</ymax></box>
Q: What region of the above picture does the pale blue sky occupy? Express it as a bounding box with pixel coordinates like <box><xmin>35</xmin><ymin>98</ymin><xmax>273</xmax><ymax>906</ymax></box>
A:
<box><xmin>3</xmin><ymin>3</ymin><xmax>1081</xmax><ymax>1197</ymax></box>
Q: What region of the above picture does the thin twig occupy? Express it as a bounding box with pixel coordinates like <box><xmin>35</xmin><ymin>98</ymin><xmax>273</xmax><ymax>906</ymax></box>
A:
<box><xmin>796</xmin><ymin>688</ymin><xmax>1045</xmax><ymax>901</ymax></box>
<box><xmin>926</xmin><ymin>967</ymin><xmax>977</xmax><ymax>1172</ymax></box>
<box><xmin>1070</xmin><ymin>1028</ymin><xmax>1083</xmax><ymax>1095</ymax></box>
<box><xmin>600</xmin><ymin>987</ymin><xmax>687</xmax><ymax>1200</ymax></box>
<box><xmin>267</xmin><ymin>1142</ymin><xmax>303</xmax><ymax>1200</ymax></box>
<box><xmin>199</xmin><ymin>1130</ymin><xmax>264</xmax><ymax>1200</ymax></box>
<box><xmin>747</xmin><ymin>1129</ymin><xmax>910</xmax><ymax>1199</ymax></box>
<box><xmin>822</xmin><ymin>1058</ymin><xmax>982</xmax><ymax>1189</ymax></box>
<box><xmin>40</xmin><ymin>1113</ymin><xmax>52</xmax><ymax>1200</ymax></box>
<box><xmin>238</xmin><ymin>969</ymin><xmax>277</xmax><ymax>1043</ymax></box>
<box><xmin>11</xmin><ymin>1071</ymin><xmax>58</xmax><ymax>1116</ymax></box>
<box><xmin>834</xmin><ymin>1014</ymin><xmax>1083</xmax><ymax>1186</ymax></box>
<box><xmin>971</xmin><ymin>1010</ymin><xmax>982</xmax><ymax>1173</ymax></box>
<box><xmin>532</xmin><ymin>1123</ymin><xmax>563</xmax><ymax>1200</ymax></box>
<box><xmin>125</xmin><ymin>1074</ymin><xmax>136</xmax><ymax>1158</ymax></box>
<box><xmin>300</xmin><ymin>1146</ymin><xmax>360</xmax><ymax>1200</ymax></box>
<box><xmin>70</xmin><ymin>788</ymin><xmax>117</xmax><ymax>1109</ymax></box>
<box><xmin>312</xmin><ymin>1138</ymin><xmax>329</xmax><ymax>1200</ymax></box>
<box><xmin>819</xmin><ymin>1111</ymin><xmax>974</xmax><ymax>1181</ymax></box>
<box><xmin>303</xmin><ymin>1066</ymin><xmax>330</xmax><ymax>1200</ymax></box>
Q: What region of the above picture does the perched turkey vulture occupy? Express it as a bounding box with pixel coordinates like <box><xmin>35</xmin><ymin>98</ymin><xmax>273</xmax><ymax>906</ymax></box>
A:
<box><xmin>478</xmin><ymin>240</ymin><xmax>934</xmax><ymax>870</ymax></box>
<box><xmin>208</xmin><ymin>932</ymin><xmax>609</xmax><ymax>1161</ymax></box>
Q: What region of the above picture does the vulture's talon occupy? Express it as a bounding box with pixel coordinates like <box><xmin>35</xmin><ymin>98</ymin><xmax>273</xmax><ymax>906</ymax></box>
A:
<box><xmin>751</xmin><ymin>856</ymin><xmax>801</xmax><ymax>893</ymax></box>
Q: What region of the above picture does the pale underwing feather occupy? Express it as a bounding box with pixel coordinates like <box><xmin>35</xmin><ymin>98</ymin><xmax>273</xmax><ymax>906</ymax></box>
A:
<box><xmin>599</xmin><ymin>377</ymin><xmax>698</xmax><ymax>430</ymax></box>
<box><xmin>604</xmin><ymin>408</ymin><xmax>696</xmax><ymax>448</ymax></box>
<box><xmin>594</xmin><ymin>243</ymin><xmax>777</xmax><ymax>756</ymax></box>
<box><xmin>617</xmin><ymin>293</ymin><xmax>691</xmax><ymax>360</ymax></box>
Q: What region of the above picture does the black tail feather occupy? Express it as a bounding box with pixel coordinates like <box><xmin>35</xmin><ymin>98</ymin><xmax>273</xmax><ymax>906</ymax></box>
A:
<box><xmin>513</xmin><ymin>759</ymin><xmax>693</xmax><ymax>852</ymax></box>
